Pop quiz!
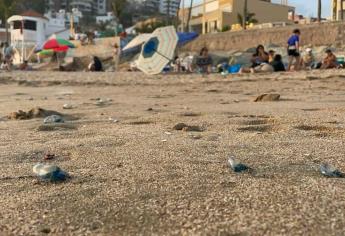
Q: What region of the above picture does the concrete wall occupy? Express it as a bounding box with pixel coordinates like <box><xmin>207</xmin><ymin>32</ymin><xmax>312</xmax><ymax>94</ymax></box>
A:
<box><xmin>70</xmin><ymin>37</ymin><xmax>120</xmax><ymax>58</ymax></box>
<box><xmin>182</xmin><ymin>22</ymin><xmax>345</xmax><ymax>52</ymax></box>
<box><xmin>233</xmin><ymin>0</ymin><xmax>292</xmax><ymax>25</ymax></box>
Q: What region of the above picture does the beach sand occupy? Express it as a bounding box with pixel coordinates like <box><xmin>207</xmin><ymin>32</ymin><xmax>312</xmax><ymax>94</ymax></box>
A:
<box><xmin>1</xmin><ymin>70</ymin><xmax>345</xmax><ymax>235</ymax></box>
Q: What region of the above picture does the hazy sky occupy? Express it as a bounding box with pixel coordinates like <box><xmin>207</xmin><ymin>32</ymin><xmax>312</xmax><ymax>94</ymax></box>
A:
<box><xmin>272</xmin><ymin>0</ymin><xmax>332</xmax><ymax>17</ymax></box>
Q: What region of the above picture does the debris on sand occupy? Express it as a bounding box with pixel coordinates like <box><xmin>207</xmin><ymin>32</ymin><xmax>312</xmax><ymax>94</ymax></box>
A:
<box><xmin>108</xmin><ymin>117</ymin><xmax>119</xmax><ymax>123</ymax></box>
<box><xmin>44</xmin><ymin>153</ymin><xmax>55</xmax><ymax>160</ymax></box>
<box><xmin>173</xmin><ymin>123</ymin><xmax>188</xmax><ymax>130</ymax></box>
<box><xmin>94</xmin><ymin>98</ymin><xmax>112</xmax><ymax>106</ymax></box>
<box><xmin>305</xmin><ymin>76</ymin><xmax>320</xmax><ymax>81</ymax></box>
<box><xmin>44</xmin><ymin>115</ymin><xmax>64</xmax><ymax>124</ymax></box>
<box><xmin>189</xmin><ymin>134</ymin><xmax>202</xmax><ymax>140</ymax></box>
<box><xmin>254</xmin><ymin>94</ymin><xmax>280</xmax><ymax>102</ymax></box>
<box><xmin>227</xmin><ymin>155</ymin><xmax>249</xmax><ymax>173</ymax></box>
<box><xmin>63</xmin><ymin>104</ymin><xmax>73</xmax><ymax>109</ymax></box>
<box><xmin>320</xmin><ymin>163</ymin><xmax>345</xmax><ymax>178</ymax></box>
<box><xmin>33</xmin><ymin>163</ymin><xmax>70</xmax><ymax>182</ymax></box>
<box><xmin>173</xmin><ymin>123</ymin><xmax>205</xmax><ymax>132</ymax></box>
<box><xmin>7</xmin><ymin>107</ymin><xmax>62</xmax><ymax>120</ymax></box>
<box><xmin>182</xmin><ymin>125</ymin><xmax>204</xmax><ymax>132</ymax></box>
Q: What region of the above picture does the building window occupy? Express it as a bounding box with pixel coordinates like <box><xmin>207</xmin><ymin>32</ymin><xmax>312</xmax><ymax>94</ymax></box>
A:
<box><xmin>24</xmin><ymin>20</ymin><xmax>37</xmax><ymax>31</ymax></box>
<box><xmin>13</xmin><ymin>21</ymin><xmax>23</xmax><ymax>30</ymax></box>
<box><xmin>13</xmin><ymin>20</ymin><xmax>37</xmax><ymax>31</ymax></box>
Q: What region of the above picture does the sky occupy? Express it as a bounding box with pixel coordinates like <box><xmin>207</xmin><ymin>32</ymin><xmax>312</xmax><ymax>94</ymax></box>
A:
<box><xmin>272</xmin><ymin>0</ymin><xmax>332</xmax><ymax>17</ymax></box>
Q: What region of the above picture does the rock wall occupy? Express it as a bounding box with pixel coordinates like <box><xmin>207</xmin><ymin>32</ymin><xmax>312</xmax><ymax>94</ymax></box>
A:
<box><xmin>182</xmin><ymin>22</ymin><xmax>345</xmax><ymax>52</ymax></box>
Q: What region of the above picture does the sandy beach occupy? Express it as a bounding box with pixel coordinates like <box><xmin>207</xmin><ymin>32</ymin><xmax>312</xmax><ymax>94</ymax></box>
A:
<box><xmin>1</xmin><ymin>70</ymin><xmax>345</xmax><ymax>235</ymax></box>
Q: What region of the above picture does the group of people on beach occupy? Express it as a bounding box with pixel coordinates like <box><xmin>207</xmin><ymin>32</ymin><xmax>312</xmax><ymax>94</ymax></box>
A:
<box><xmin>0</xmin><ymin>27</ymin><xmax>341</xmax><ymax>75</ymax></box>
<box><xmin>172</xmin><ymin>28</ymin><xmax>341</xmax><ymax>75</ymax></box>
<box><xmin>240</xmin><ymin>28</ymin><xmax>339</xmax><ymax>74</ymax></box>
<box><xmin>0</xmin><ymin>42</ymin><xmax>15</xmax><ymax>71</ymax></box>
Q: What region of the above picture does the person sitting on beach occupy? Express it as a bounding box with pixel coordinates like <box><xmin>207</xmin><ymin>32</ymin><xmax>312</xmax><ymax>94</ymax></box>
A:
<box><xmin>301</xmin><ymin>48</ymin><xmax>316</xmax><ymax>69</ymax></box>
<box><xmin>268</xmin><ymin>50</ymin><xmax>276</xmax><ymax>63</ymax></box>
<box><xmin>195</xmin><ymin>47</ymin><xmax>212</xmax><ymax>73</ymax></box>
<box><xmin>319</xmin><ymin>49</ymin><xmax>338</xmax><ymax>69</ymax></box>
<box><xmin>270</xmin><ymin>54</ymin><xmax>286</xmax><ymax>72</ymax></box>
<box><xmin>287</xmin><ymin>29</ymin><xmax>301</xmax><ymax>71</ymax></box>
<box><xmin>182</xmin><ymin>54</ymin><xmax>194</xmax><ymax>73</ymax></box>
<box><xmin>3</xmin><ymin>42</ymin><xmax>14</xmax><ymax>71</ymax></box>
<box><xmin>172</xmin><ymin>56</ymin><xmax>182</xmax><ymax>72</ymax></box>
<box><xmin>251</xmin><ymin>45</ymin><xmax>269</xmax><ymax>68</ymax></box>
<box><xmin>88</xmin><ymin>56</ymin><xmax>103</xmax><ymax>72</ymax></box>
<box><xmin>19</xmin><ymin>61</ymin><xmax>32</xmax><ymax>71</ymax></box>
<box><xmin>240</xmin><ymin>63</ymin><xmax>274</xmax><ymax>74</ymax></box>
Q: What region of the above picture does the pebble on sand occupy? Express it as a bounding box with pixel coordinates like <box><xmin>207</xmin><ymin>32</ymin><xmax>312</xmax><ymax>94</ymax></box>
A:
<box><xmin>227</xmin><ymin>156</ymin><xmax>249</xmax><ymax>173</ymax></box>
<box><xmin>33</xmin><ymin>163</ymin><xmax>69</xmax><ymax>182</ymax></box>
<box><xmin>44</xmin><ymin>115</ymin><xmax>64</xmax><ymax>124</ymax></box>
<box><xmin>173</xmin><ymin>123</ymin><xmax>205</xmax><ymax>132</ymax></box>
<box><xmin>320</xmin><ymin>163</ymin><xmax>345</xmax><ymax>178</ymax></box>
<box><xmin>63</xmin><ymin>104</ymin><xmax>73</xmax><ymax>109</ymax></box>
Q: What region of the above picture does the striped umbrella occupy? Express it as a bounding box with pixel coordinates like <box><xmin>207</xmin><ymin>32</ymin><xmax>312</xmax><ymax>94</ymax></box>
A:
<box><xmin>43</xmin><ymin>38</ymin><xmax>75</xmax><ymax>50</ymax></box>
<box><xmin>37</xmin><ymin>46</ymin><xmax>69</xmax><ymax>57</ymax></box>
<box><xmin>137</xmin><ymin>26</ymin><xmax>178</xmax><ymax>75</ymax></box>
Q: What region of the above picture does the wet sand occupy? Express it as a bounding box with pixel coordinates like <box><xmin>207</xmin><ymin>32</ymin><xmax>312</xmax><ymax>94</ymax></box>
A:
<box><xmin>1</xmin><ymin>71</ymin><xmax>345</xmax><ymax>235</ymax></box>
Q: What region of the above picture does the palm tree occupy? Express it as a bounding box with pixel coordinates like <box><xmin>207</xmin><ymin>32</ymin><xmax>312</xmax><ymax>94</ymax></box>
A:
<box><xmin>317</xmin><ymin>0</ymin><xmax>322</xmax><ymax>22</ymax></box>
<box><xmin>110</xmin><ymin>0</ymin><xmax>127</xmax><ymax>24</ymax></box>
<box><xmin>186</xmin><ymin>0</ymin><xmax>193</xmax><ymax>32</ymax></box>
<box><xmin>0</xmin><ymin>0</ymin><xmax>19</xmax><ymax>42</ymax></box>
<box><xmin>243</xmin><ymin>0</ymin><xmax>247</xmax><ymax>29</ymax></box>
<box><xmin>166</xmin><ymin>0</ymin><xmax>171</xmax><ymax>24</ymax></box>
<box><xmin>341</xmin><ymin>0</ymin><xmax>344</xmax><ymax>20</ymax></box>
<box><xmin>237</xmin><ymin>12</ymin><xmax>258</xmax><ymax>25</ymax></box>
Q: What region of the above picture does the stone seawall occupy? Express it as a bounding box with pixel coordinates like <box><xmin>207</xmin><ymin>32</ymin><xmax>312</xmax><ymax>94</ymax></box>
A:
<box><xmin>182</xmin><ymin>22</ymin><xmax>345</xmax><ymax>52</ymax></box>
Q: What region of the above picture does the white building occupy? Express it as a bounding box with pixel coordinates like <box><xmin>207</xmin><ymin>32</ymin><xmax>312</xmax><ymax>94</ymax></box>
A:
<box><xmin>8</xmin><ymin>11</ymin><xmax>49</xmax><ymax>49</ymax></box>
<box><xmin>96</xmin><ymin>0</ymin><xmax>107</xmax><ymax>15</ymax></box>
<box><xmin>159</xmin><ymin>0</ymin><xmax>180</xmax><ymax>16</ymax></box>
<box><xmin>7</xmin><ymin>10</ymin><xmax>70</xmax><ymax>63</ymax></box>
<box><xmin>96</xmin><ymin>12</ymin><xmax>114</xmax><ymax>24</ymax></box>
<box><xmin>70</xmin><ymin>0</ymin><xmax>93</xmax><ymax>13</ymax></box>
<box><xmin>46</xmin><ymin>0</ymin><xmax>109</xmax><ymax>15</ymax></box>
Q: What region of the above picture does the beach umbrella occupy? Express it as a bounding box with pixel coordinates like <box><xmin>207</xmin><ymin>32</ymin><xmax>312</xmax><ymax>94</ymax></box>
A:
<box><xmin>43</xmin><ymin>38</ymin><xmax>75</xmax><ymax>50</ymax></box>
<box><xmin>37</xmin><ymin>46</ymin><xmax>69</xmax><ymax>58</ymax></box>
<box><xmin>122</xmin><ymin>33</ymin><xmax>152</xmax><ymax>51</ymax></box>
<box><xmin>137</xmin><ymin>26</ymin><xmax>178</xmax><ymax>75</ymax></box>
<box><xmin>177</xmin><ymin>32</ymin><xmax>198</xmax><ymax>46</ymax></box>
<box><xmin>38</xmin><ymin>46</ymin><xmax>69</xmax><ymax>55</ymax></box>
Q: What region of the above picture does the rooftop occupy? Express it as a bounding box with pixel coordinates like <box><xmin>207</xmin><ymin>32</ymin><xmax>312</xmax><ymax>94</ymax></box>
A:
<box><xmin>19</xmin><ymin>10</ymin><xmax>49</xmax><ymax>21</ymax></box>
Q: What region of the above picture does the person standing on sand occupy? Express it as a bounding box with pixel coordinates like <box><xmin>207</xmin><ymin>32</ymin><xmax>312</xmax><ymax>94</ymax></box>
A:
<box><xmin>287</xmin><ymin>29</ymin><xmax>301</xmax><ymax>71</ymax></box>
<box><xmin>0</xmin><ymin>42</ymin><xmax>4</xmax><ymax>63</ymax></box>
<box><xmin>113</xmin><ymin>43</ymin><xmax>121</xmax><ymax>71</ymax></box>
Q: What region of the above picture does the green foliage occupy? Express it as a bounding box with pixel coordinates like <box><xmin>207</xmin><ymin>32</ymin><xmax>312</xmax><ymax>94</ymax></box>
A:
<box><xmin>0</xmin><ymin>0</ymin><xmax>18</xmax><ymax>18</ymax></box>
<box><xmin>221</xmin><ymin>25</ymin><xmax>230</xmax><ymax>32</ymax></box>
<box><xmin>135</xmin><ymin>21</ymin><xmax>169</xmax><ymax>33</ymax></box>
<box><xmin>0</xmin><ymin>0</ymin><xmax>46</xmax><ymax>23</ymax></box>
<box><xmin>19</xmin><ymin>0</ymin><xmax>46</xmax><ymax>14</ymax></box>
<box><xmin>237</xmin><ymin>12</ymin><xmax>258</xmax><ymax>25</ymax></box>
<box><xmin>109</xmin><ymin>0</ymin><xmax>127</xmax><ymax>20</ymax></box>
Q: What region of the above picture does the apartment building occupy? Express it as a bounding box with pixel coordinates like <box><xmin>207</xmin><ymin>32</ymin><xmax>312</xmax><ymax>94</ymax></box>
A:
<box><xmin>332</xmin><ymin>0</ymin><xmax>345</xmax><ymax>20</ymax></box>
<box><xmin>45</xmin><ymin>0</ymin><xmax>109</xmax><ymax>15</ymax></box>
<box><xmin>159</xmin><ymin>0</ymin><xmax>180</xmax><ymax>17</ymax></box>
<box><xmin>179</xmin><ymin>0</ymin><xmax>295</xmax><ymax>34</ymax></box>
